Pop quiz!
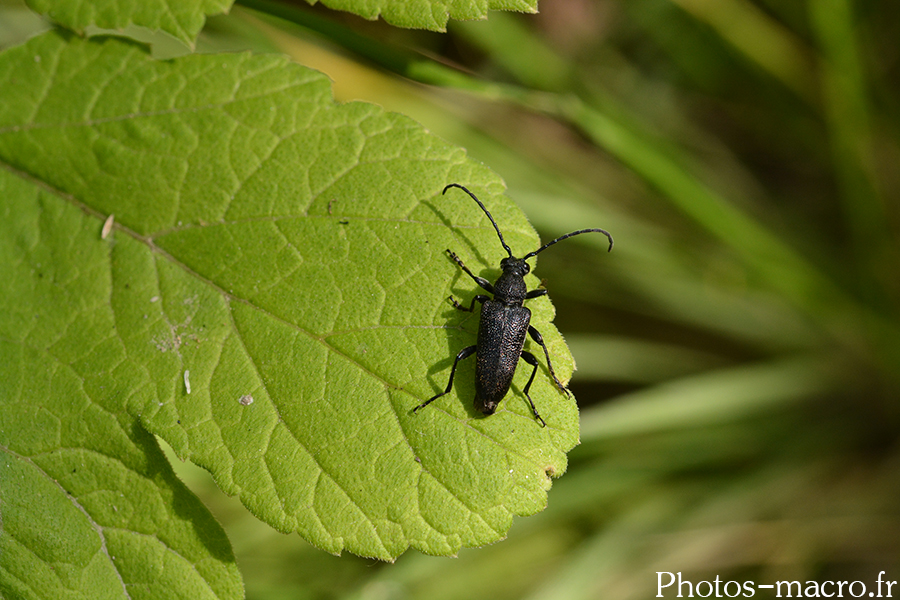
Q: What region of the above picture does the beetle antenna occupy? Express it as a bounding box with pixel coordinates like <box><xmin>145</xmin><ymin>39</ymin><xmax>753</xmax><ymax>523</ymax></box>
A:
<box><xmin>524</xmin><ymin>228</ymin><xmax>614</xmax><ymax>259</ymax></box>
<box><xmin>443</xmin><ymin>184</ymin><xmax>513</xmax><ymax>258</ymax></box>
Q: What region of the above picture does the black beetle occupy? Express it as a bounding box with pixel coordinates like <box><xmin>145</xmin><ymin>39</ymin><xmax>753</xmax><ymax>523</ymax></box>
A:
<box><xmin>414</xmin><ymin>183</ymin><xmax>613</xmax><ymax>426</ymax></box>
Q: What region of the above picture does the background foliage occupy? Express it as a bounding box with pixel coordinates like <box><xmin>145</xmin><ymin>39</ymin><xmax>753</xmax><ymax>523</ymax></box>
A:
<box><xmin>2</xmin><ymin>0</ymin><xmax>899</xmax><ymax>598</ymax></box>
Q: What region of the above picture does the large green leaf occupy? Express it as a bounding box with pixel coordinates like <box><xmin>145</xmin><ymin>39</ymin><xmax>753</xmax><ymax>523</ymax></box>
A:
<box><xmin>0</xmin><ymin>30</ymin><xmax>579</xmax><ymax>566</ymax></box>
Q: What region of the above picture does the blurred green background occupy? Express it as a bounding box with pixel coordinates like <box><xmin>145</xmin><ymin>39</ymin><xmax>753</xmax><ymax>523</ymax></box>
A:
<box><xmin>3</xmin><ymin>0</ymin><xmax>898</xmax><ymax>598</ymax></box>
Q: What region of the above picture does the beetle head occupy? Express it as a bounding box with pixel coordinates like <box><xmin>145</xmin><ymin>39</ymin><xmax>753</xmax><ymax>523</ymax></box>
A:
<box><xmin>499</xmin><ymin>256</ymin><xmax>530</xmax><ymax>276</ymax></box>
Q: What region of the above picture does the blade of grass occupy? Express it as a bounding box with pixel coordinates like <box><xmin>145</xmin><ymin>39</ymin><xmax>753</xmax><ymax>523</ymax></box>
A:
<box><xmin>668</xmin><ymin>0</ymin><xmax>817</xmax><ymax>103</ymax></box>
<box><xmin>809</xmin><ymin>0</ymin><xmax>892</xmax><ymax>292</ymax></box>
<box><xmin>578</xmin><ymin>355</ymin><xmax>840</xmax><ymax>441</ymax></box>
<box><xmin>564</xmin><ymin>334</ymin><xmax>729</xmax><ymax>383</ymax></box>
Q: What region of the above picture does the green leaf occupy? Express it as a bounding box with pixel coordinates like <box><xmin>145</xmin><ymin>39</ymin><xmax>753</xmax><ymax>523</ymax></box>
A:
<box><xmin>0</xmin><ymin>179</ymin><xmax>242</xmax><ymax>599</ymax></box>
<box><xmin>0</xmin><ymin>30</ymin><xmax>578</xmax><ymax>565</ymax></box>
<box><xmin>25</xmin><ymin>0</ymin><xmax>232</xmax><ymax>47</ymax></box>
<box><xmin>25</xmin><ymin>0</ymin><xmax>540</xmax><ymax>40</ymax></box>
<box><xmin>302</xmin><ymin>0</ymin><xmax>538</xmax><ymax>31</ymax></box>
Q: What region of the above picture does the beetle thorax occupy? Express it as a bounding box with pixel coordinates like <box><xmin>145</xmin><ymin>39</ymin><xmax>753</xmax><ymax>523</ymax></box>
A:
<box><xmin>493</xmin><ymin>256</ymin><xmax>530</xmax><ymax>304</ymax></box>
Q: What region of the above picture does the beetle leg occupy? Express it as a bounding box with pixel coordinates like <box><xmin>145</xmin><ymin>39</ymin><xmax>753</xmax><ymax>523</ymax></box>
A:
<box><xmin>525</xmin><ymin>288</ymin><xmax>547</xmax><ymax>299</ymax></box>
<box><xmin>414</xmin><ymin>345</ymin><xmax>477</xmax><ymax>414</ymax></box>
<box><xmin>527</xmin><ymin>326</ymin><xmax>570</xmax><ymax>397</ymax></box>
<box><xmin>449</xmin><ymin>294</ymin><xmax>489</xmax><ymax>312</ymax></box>
<box><xmin>519</xmin><ymin>352</ymin><xmax>547</xmax><ymax>427</ymax></box>
<box><xmin>447</xmin><ymin>249</ymin><xmax>495</xmax><ymax>293</ymax></box>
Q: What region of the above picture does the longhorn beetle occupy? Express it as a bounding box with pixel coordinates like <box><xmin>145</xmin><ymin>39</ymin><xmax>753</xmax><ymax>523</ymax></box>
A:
<box><xmin>414</xmin><ymin>184</ymin><xmax>613</xmax><ymax>427</ymax></box>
